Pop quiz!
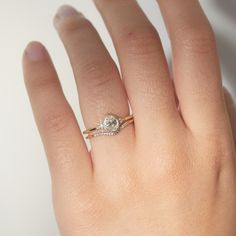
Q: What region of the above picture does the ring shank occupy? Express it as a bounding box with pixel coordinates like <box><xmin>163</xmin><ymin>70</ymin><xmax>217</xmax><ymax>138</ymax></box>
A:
<box><xmin>83</xmin><ymin>114</ymin><xmax>134</xmax><ymax>139</ymax></box>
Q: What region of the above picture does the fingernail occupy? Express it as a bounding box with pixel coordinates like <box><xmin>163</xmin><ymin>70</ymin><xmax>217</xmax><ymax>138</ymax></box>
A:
<box><xmin>25</xmin><ymin>42</ymin><xmax>46</xmax><ymax>61</ymax></box>
<box><xmin>55</xmin><ymin>5</ymin><xmax>79</xmax><ymax>19</ymax></box>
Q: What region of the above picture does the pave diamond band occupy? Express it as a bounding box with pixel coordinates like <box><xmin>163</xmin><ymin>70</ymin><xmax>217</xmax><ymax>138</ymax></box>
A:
<box><xmin>83</xmin><ymin>114</ymin><xmax>134</xmax><ymax>139</ymax></box>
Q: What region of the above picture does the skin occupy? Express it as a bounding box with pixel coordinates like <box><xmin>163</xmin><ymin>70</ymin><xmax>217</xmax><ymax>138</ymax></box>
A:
<box><xmin>22</xmin><ymin>1</ymin><xmax>236</xmax><ymax>235</ymax></box>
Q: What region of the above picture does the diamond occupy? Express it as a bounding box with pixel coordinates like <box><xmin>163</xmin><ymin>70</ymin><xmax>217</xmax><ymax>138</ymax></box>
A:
<box><xmin>101</xmin><ymin>115</ymin><xmax>120</xmax><ymax>132</ymax></box>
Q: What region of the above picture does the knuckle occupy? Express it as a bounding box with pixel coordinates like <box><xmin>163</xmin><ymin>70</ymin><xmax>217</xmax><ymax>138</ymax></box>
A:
<box><xmin>79</xmin><ymin>60</ymin><xmax>115</xmax><ymax>90</ymax></box>
<box><xmin>57</xmin><ymin>15</ymin><xmax>93</xmax><ymax>35</ymax></box>
<box><xmin>154</xmin><ymin>142</ymin><xmax>191</xmax><ymax>181</ymax></box>
<box><xmin>117</xmin><ymin>172</ymin><xmax>139</xmax><ymax>195</ymax></box>
<box><xmin>163</xmin><ymin>155</ymin><xmax>189</xmax><ymax>180</ymax></box>
<box><xmin>155</xmin><ymin>160</ymin><xmax>190</xmax><ymax>188</ymax></box>
<box><xmin>139</xmin><ymin>80</ymin><xmax>174</xmax><ymax>111</ymax></box>
<box><xmin>42</xmin><ymin>109</ymin><xmax>73</xmax><ymax>134</ymax></box>
<box><xmin>119</xmin><ymin>26</ymin><xmax>161</xmax><ymax>57</ymax></box>
<box><xmin>196</xmin><ymin>134</ymin><xmax>233</xmax><ymax>176</ymax></box>
<box><xmin>26</xmin><ymin>73</ymin><xmax>58</xmax><ymax>93</ymax></box>
<box><xmin>176</xmin><ymin>26</ymin><xmax>216</xmax><ymax>55</ymax></box>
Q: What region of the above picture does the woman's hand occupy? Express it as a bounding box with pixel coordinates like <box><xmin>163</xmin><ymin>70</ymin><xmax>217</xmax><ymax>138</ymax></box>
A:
<box><xmin>23</xmin><ymin>1</ymin><xmax>236</xmax><ymax>235</ymax></box>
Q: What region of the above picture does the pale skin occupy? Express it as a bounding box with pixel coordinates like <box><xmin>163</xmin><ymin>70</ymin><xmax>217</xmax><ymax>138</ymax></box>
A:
<box><xmin>22</xmin><ymin>1</ymin><xmax>236</xmax><ymax>235</ymax></box>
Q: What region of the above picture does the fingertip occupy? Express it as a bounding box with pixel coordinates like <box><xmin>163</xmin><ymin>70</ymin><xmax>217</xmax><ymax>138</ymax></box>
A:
<box><xmin>53</xmin><ymin>5</ymin><xmax>84</xmax><ymax>28</ymax></box>
<box><xmin>55</xmin><ymin>5</ymin><xmax>78</xmax><ymax>17</ymax></box>
<box><xmin>24</xmin><ymin>41</ymin><xmax>47</xmax><ymax>62</ymax></box>
<box><xmin>22</xmin><ymin>41</ymin><xmax>56</xmax><ymax>90</ymax></box>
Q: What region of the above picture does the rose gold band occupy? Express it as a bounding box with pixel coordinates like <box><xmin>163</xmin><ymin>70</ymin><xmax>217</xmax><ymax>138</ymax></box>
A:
<box><xmin>83</xmin><ymin>114</ymin><xmax>134</xmax><ymax>139</ymax></box>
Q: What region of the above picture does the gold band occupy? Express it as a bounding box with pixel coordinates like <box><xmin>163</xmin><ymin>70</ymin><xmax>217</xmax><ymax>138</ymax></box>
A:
<box><xmin>83</xmin><ymin>114</ymin><xmax>134</xmax><ymax>139</ymax></box>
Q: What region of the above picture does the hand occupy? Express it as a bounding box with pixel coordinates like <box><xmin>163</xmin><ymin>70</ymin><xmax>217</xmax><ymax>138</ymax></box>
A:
<box><xmin>22</xmin><ymin>1</ymin><xmax>236</xmax><ymax>235</ymax></box>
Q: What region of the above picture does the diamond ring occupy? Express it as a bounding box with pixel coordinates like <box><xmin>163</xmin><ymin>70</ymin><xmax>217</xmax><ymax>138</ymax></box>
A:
<box><xmin>83</xmin><ymin>114</ymin><xmax>134</xmax><ymax>139</ymax></box>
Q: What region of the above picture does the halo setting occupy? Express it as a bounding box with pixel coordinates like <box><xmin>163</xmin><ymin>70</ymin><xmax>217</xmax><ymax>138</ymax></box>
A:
<box><xmin>101</xmin><ymin>115</ymin><xmax>120</xmax><ymax>132</ymax></box>
<box><xmin>83</xmin><ymin>113</ymin><xmax>134</xmax><ymax>139</ymax></box>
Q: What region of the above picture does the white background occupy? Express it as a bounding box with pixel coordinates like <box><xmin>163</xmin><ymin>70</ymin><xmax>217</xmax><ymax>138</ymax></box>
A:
<box><xmin>0</xmin><ymin>0</ymin><xmax>235</xmax><ymax>235</ymax></box>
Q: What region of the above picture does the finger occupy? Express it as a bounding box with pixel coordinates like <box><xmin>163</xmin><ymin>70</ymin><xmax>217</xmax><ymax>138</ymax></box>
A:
<box><xmin>157</xmin><ymin>0</ymin><xmax>226</xmax><ymax>133</ymax></box>
<box><xmin>94</xmin><ymin>0</ymin><xmax>182</xmax><ymax>139</ymax></box>
<box><xmin>23</xmin><ymin>42</ymin><xmax>92</xmax><ymax>187</ymax></box>
<box><xmin>224</xmin><ymin>87</ymin><xmax>236</xmax><ymax>146</ymax></box>
<box><xmin>54</xmin><ymin>6</ymin><xmax>133</xmax><ymax>156</ymax></box>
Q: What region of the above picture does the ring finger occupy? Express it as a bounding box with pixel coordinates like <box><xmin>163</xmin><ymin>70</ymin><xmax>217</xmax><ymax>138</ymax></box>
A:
<box><xmin>54</xmin><ymin>6</ymin><xmax>133</xmax><ymax>166</ymax></box>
